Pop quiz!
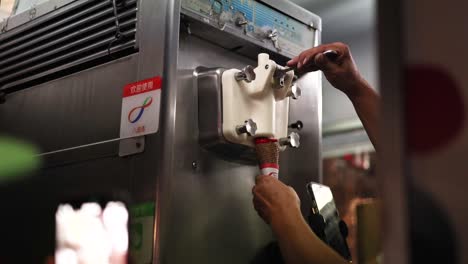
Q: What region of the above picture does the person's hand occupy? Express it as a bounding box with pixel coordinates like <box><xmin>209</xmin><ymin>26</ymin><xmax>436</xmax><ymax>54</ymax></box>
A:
<box><xmin>287</xmin><ymin>42</ymin><xmax>367</xmax><ymax>98</ymax></box>
<box><xmin>252</xmin><ymin>175</ymin><xmax>301</xmax><ymax>227</ymax></box>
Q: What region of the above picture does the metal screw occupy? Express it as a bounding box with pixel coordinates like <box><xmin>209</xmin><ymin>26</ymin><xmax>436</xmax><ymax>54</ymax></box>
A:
<box><xmin>236</xmin><ymin>119</ymin><xmax>257</xmax><ymax>136</ymax></box>
<box><xmin>289</xmin><ymin>121</ymin><xmax>304</xmax><ymax>131</ymax></box>
<box><xmin>279</xmin><ymin>76</ymin><xmax>285</xmax><ymax>87</ymax></box>
<box><xmin>192</xmin><ymin>161</ymin><xmax>198</xmax><ymax>170</ymax></box>
<box><xmin>265</xmin><ymin>65</ymin><xmax>269</xmax><ymax>70</ymax></box>
<box><xmin>279</xmin><ymin>132</ymin><xmax>301</xmax><ymax>148</ymax></box>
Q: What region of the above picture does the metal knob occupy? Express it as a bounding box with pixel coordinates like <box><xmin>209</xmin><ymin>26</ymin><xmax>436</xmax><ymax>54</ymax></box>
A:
<box><xmin>268</xmin><ymin>29</ymin><xmax>280</xmax><ymax>50</ymax></box>
<box><xmin>235</xmin><ymin>65</ymin><xmax>256</xmax><ymax>83</ymax></box>
<box><xmin>280</xmin><ymin>132</ymin><xmax>300</xmax><ymax>148</ymax></box>
<box><xmin>235</xmin><ymin>17</ymin><xmax>248</xmax><ymax>26</ymax></box>
<box><xmin>236</xmin><ymin>119</ymin><xmax>257</xmax><ymax>136</ymax></box>
<box><xmin>289</xmin><ymin>83</ymin><xmax>302</xmax><ymax>100</ymax></box>
<box><xmin>268</xmin><ymin>29</ymin><xmax>278</xmax><ymax>39</ymax></box>
<box><xmin>289</xmin><ymin>121</ymin><xmax>304</xmax><ymax>131</ymax></box>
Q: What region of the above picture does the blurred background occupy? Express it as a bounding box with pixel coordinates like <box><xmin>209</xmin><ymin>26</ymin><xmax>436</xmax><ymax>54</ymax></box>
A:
<box><xmin>0</xmin><ymin>0</ymin><xmax>15</xmax><ymax>19</ymax></box>
<box><xmin>291</xmin><ymin>0</ymin><xmax>379</xmax><ymax>261</ymax></box>
<box><xmin>291</xmin><ymin>0</ymin><xmax>378</xmax><ymax>157</ymax></box>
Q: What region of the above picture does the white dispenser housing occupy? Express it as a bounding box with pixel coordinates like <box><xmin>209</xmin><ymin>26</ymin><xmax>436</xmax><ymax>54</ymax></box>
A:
<box><xmin>222</xmin><ymin>53</ymin><xmax>295</xmax><ymax>147</ymax></box>
<box><xmin>197</xmin><ymin>53</ymin><xmax>300</xmax><ymax>162</ymax></box>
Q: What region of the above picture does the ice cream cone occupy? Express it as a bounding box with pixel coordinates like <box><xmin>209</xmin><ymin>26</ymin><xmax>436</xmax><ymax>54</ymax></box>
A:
<box><xmin>254</xmin><ymin>137</ymin><xmax>280</xmax><ymax>178</ymax></box>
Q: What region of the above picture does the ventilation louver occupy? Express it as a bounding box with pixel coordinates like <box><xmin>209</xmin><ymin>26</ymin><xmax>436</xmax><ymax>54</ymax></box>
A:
<box><xmin>0</xmin><ymin>0</ymin><xmax>138</xmax><ymax>93</ymax></box>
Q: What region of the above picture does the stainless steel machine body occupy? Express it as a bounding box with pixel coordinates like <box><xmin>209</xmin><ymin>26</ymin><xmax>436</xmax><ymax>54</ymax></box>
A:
<box><xmin>0</xmin><ymin>0</ymin><xmax>322</xmax><ymax>263</ymax></box>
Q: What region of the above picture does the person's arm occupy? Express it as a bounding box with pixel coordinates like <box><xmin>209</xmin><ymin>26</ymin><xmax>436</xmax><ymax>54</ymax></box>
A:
<box><xmin>287</xmin><ymin>42</ymin><xmax>380</xmax><ymax>150</ymax></box>
<box><xmin>253</xmin><ymin>175</ymin><xmax>348</xmax><ymax>264</ymax></box>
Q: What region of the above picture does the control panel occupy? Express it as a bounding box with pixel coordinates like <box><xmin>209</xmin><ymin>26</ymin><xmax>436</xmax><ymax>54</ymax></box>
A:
<box><xmin>181</xmin><ymin>0</ymin><xmax>316</xmax><ymax>58</ymax></box>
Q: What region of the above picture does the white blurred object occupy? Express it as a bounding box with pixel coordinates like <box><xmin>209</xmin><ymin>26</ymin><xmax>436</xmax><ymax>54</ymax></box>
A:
<box><xmin>55</xmin><ymin>248</ymin><xmax>79</xmax><ymax>264</ymax></box>
<box><xmin>103</xmin><ymin>202</ymin><xmax>129</xmax><ymax>254</ymax></box>
<box><xmin>0</xmin><ymin>0</ymin><xmax>15</xmax><ymax>20</ymax></box>
<box><xmin>56</xmin><ymin>202</ymin><xmax>129</xmax><ymax>264</ymax></box>
<box><xmin>81</xmin><ymin>202</ymin><xmax>103</xmax><ymax>217</ymax></box>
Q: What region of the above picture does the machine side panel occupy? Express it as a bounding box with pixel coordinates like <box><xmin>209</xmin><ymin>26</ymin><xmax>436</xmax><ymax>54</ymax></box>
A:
<box><xmin>0</xmin><ymin>56</ymin><xmax>138</xmax><ymax>153</ymax></box>
<box><xmin>0</xmin><ymin>0</ymin><xmax>171</xmax><ymax>262</ymax></box>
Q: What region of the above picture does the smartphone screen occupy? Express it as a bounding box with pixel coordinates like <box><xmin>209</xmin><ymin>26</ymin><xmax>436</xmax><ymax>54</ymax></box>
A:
<box><xmin>55</xmin><ymin>201</ymin><xmax>129</xmax><ymax>264</ymax></box>
<box><xmin>307</xmin><ymin>182</ymin><xmax>352</xmax><ymax>261</ymax></box>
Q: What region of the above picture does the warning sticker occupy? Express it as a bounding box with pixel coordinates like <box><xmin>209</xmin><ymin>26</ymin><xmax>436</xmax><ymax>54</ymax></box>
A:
<box><xmin>120</xmin><ymin>77</ymin><xmax>162</xmax><ymax>139</ymax></box>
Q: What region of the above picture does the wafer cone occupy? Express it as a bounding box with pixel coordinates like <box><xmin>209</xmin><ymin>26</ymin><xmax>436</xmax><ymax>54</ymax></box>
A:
<box><xmin>255</xmin><ymin>137</ymin><xmax>280</xmax><ymax>178</ymax></box>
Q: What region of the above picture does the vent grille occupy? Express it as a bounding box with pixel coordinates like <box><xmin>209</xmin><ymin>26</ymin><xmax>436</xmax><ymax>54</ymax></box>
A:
<box><xmin>0</xmin><ymin>0</ymin><xmax>138</xmax><ymax>93</ymax></box>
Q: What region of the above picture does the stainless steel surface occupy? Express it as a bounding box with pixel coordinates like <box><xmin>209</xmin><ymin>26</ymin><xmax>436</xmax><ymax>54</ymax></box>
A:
<box><xmin>118</xmin><ymin>136</ymin><xmax>145</xmax><ymax>157</ymax></box>
<box><xmin>196</xmin><ymin>67</ymin><xmax>226</xmax><ymax>146</ymax></box>
<box><xmin>0</xmin><ymin>91</ymin><xmax>6</xmax><ymax>103</ymax></box>
<box><xmin>167</xmin><ymin>25</ymin><xmax>321</xmax><ymax>262</ymax></box>
<box><xmin>0</xmin><ymin>54</ymin><xmax>138</xmax><ymax>152</ymax></box>
<box><xmin>163</xmin><ymin>32</ymin><xmax>273</xmax><ymax>263</ymax></box>
<box><xmin>154</xmin><ymin>0</ymin><xmax>181</xmax><ymax>262</ymax></box>
<box><xmin>39</xmin><ymin>137</ymin><xmax>121</xmax><ymax>157</ymax></box>
<box><xmin>0</xmin><ymin>0</ymin><xmax>322</xmax><ymax>263</ymax></box>
<box><xmin>378</xmin><ymin>0</ymin><xmax>409</xmax><ymax>263</ymax></box>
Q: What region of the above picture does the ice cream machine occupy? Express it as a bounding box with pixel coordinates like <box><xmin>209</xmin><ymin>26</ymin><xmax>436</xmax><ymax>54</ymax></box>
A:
<box><xmin>0</xmin><ymin>0</ymin><xmax>322</xmax><ymax>263</ymax></box>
